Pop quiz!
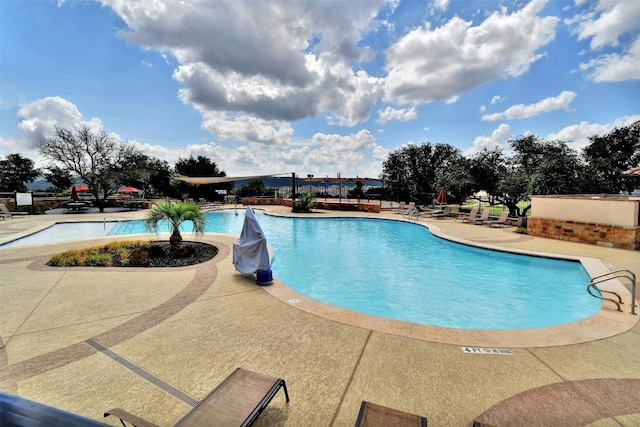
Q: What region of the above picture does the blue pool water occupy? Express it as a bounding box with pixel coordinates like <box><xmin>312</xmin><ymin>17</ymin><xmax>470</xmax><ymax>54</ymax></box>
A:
<box><xmin>2</xmin><ymin>210</ymin><xmax>598</xmax><ymax>330</ymax></box>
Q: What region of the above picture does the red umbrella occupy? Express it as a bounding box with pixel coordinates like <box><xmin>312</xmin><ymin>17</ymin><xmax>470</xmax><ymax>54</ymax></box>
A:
<box><xmin>67</xmin><ymin>185</ymin><xmax>89</xmax><ymax>192</ymax></box>
<box><xmin>436</xmin><ymin>188</ymin><xmax>447</xmax><ymax>204</ymax></box>
<box><xmin>622</xmin><ymin>166</ymin><xmax>640</xmax><ymax>176</ymax></box>
<box><xmin>70</xmin><ymin>186</ymin><xmax>79</xmax><ymax>200</ymax></box>
<box><xmin>118</xmin><ymin>186</ymin><xmax>141</xmax><ymax>193</ymax></box>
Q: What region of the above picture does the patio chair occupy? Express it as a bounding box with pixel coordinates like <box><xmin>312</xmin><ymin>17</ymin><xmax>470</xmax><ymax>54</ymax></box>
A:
<box><xmin>0</xmin><ymin>203</ymin><xmax>29</xmax><ymax>218</ymax></box>
<box><xmin>393</xmin><ymin>202</ymin><xmax>407</xmax><ymax>214</ymax></box>
<box><xmin>355</xmin><ymin>401</ymin><xmax>427</xmax><ymax>427</ymax></box>
<box><xmin>398</xmin><ymin>202</ymin><xmax>415</xmax><ymax>215</ymax></box>
<box><xmin>430</xmin><ymin>206</ymin><xmax>451</xmax><ymax>219</ymax></box>
<box><xmin>473</xmin><ymin>209</ymin><xmax>491</xmax><ymax>224</ymax></box>
<box><xmin>456</xmin><ymin>206</ymin><xmax>479</xmax><ymax>222</ymax></box>
<box><xmin>105</xmin><ymin>368</ymin><xmax>289</xmax><ymax>427</ymax></box>
<box><xmin>486</xmin><ymin>211</ymin><xmax>510</xmax><ymax>227</ymax></box>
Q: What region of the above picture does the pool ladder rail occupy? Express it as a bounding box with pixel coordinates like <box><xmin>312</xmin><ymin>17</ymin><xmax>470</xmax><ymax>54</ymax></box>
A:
<box><xmin>587</xmin><ymin>269</ymin><xmax>637</xmax><ymax>315</ymax></box>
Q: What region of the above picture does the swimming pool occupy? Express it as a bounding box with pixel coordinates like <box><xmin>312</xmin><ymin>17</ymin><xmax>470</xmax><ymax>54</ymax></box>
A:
<box><xmin>1</xmin><ymin>210</ymin><xmax>598</xmax><ymax>330</ymax></box>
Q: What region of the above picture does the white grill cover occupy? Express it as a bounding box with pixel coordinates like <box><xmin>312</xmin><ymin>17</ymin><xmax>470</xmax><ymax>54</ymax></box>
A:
<box><xmin>233</xmin><ymin>207</ymin><xmax>271</xmax><ymax>275</ymax></box>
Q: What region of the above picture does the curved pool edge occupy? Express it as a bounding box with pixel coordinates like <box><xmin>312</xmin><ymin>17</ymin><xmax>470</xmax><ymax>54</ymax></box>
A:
<box><xmin>260</xmin><ymin>212</ymin><xmax>638</xmax><ymax>348</ymax></box>
<box><xmin>263</xmin><ymin>270</ymin><xmax>638</xmax><ymax>349</ymax></box>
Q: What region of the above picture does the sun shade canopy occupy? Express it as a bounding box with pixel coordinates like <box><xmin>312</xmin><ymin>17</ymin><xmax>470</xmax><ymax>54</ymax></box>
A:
<box><xmin>175</xmin><ymin>174</ymin><xmax>288</xmax><ymax>185</ymax></box>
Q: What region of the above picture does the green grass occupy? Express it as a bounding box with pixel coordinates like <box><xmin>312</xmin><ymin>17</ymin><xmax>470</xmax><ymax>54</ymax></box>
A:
<box><xmin>46</xmin><ymin>241</ymin><xmax>149</xmax><ymax>267</ymax></box>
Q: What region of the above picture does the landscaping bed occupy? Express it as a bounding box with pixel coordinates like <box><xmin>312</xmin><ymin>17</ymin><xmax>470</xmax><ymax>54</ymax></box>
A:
<box><xmin>46</xmin><ymin>240</ymin><xmax>218</xmax><ymax>267</ymax></box>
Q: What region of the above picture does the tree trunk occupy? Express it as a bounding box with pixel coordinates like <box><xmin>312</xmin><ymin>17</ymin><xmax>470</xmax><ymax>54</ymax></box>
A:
<box><xmin>170</xmin><ymin>229</ymin><xmax>183</xmax><ymax>248</ymax></box>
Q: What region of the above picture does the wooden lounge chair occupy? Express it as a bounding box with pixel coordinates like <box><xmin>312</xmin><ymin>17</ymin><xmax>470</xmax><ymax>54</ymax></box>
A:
<box><xmin>457</xmin><ymin>206</ymin><xmax>479</xmax><ymax>222</ymax></box>
<box><xmin>105</xmin><ymin>368</ymin><xmax>289</xmax><ymax>427</ymax></box>
<box><xmin>487</xmin><ymin>211</ymin><xmax>510</xmax><ymax>227</ymax></box>
<box><xmin>473</xmin><ymin>209</ymin><xmax>491</xmax><ymax>224</ymax></box>
<box><xmin>355</xmin><ymin>401</ymin><xmax>427</xmax><ymax>427</ymax></box>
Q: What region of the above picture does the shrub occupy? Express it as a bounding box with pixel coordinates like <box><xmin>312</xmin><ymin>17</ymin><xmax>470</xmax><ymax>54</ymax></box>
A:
<box><xmin>129</xmin><ymin>247</ymin><xmax>151</xmax><ymax>265</ymax></box>
<box><xmin>47</xmin><ymin>249</ymin><xmax>83</xmax><ymax>266</ymax></box>
<box><xmin>84</xmin><ymin>253</ymin><xmax>111</xmax><ymax>266</ymax></box>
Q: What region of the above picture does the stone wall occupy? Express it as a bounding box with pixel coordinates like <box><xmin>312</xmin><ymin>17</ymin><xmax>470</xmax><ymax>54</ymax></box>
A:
<box><xmin>528</xmin><ymin>217</ymin><xmax>640</xmax><ymax>250</ymax></box>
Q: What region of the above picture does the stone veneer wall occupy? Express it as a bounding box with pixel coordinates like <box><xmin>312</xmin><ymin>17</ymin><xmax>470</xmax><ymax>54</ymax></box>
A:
<box><xmin>528</xmin><ymin>217</ymin><xmax>640</xmax><ymax>250</ymax></box>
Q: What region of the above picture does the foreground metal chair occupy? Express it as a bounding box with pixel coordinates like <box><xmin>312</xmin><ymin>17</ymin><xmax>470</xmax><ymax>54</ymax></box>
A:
<box><xmin>105</xmin><ymin>368</ymin><xmax>289</xmax><ymax>427</ymax></box>
<box><xmin>355</xmin><ymin>401</ymin><xmax>427</xmax><ymax>427</ymax></box>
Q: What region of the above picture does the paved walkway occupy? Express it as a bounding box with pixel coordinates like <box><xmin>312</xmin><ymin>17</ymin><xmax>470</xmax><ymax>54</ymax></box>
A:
<box><xmin>0</xmin><ymin>207</ymin><xmax>638</xmax><ymax>426</ymax></box>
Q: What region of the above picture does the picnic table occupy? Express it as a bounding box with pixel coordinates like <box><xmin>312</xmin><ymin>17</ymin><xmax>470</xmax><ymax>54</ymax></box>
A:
<box><xmin>64</xmin><ymin>201</ymin><xmax>92</xmax><ymax>213</ymax></box>
<box><xmin>120</xmin><ymin>200</ymin><xmax>145</xmax><ymax>210</ymax></box>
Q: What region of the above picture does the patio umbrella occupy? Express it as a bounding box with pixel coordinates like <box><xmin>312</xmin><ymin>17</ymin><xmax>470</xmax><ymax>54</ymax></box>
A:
<box><xmin>436</xmin><ymin>188</ymin><xmax>447</xmax><ymax>204</ymax></box>
<box><xmin>622</xmin><ymin>166</ymin><xmax>640</xmax><ymax>177</ymax></box>
<box><xmin>70</xmin><ymin>186</ymin><xmax>79</xmax><ymax>201</ymax></box>
<box><xmin>117</xmin><ymin>186</ymin><xmax>141</xmax><ymax>194</ymax></box>
<box><xmin>67</xmin><ymin>185</ymin><xmax>89</xmax><ymax>192</ymax></box>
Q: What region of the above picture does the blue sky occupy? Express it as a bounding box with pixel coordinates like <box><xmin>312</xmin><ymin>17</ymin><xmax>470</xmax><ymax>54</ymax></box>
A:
<box><xmin>1</xmin><ymin>0</ymin><xmax>638</xmax><ymax>178</ymax></box>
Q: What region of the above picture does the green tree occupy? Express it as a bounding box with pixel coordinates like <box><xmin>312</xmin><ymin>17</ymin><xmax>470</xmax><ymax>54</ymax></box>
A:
<box><xmin>510</xmin><ymin>135</ymin><xmax>585</xmax><ymax>195</ymax></box>
<box><xmin>347</xmin><ymin>180</ymin><xmax>365</xmax><ymax>199</ymax></box>
<box><xmin>175</xmin><ymin>155</ymin><xmax>225</xmax><ymax>177</ymax></box>
<box><xmin>529</xmin><ymin>140</ymin><xmax>585</xmax><ymax>195</ymax></box>
<box><xmin>144</xmin><ymin>200</ymin><xmax>206</xmax><ymax>248</ymax></box>
<box><xmin>117</xmin><ymin>153</ymin><xmax>172</xmax><ymax>197</ymax></box>
<box><xmin>381</xmin><ymin>142</ymin><xmax>465</xmax><ymax>203</ymax></box>
<box><xmin>236</xmin><ymin>180</ymin><xmax>266</xmax><ymax>197</ymax></box>
<box><xmin>582</xmin><ymin>120</ymin><xmax>640</xmax><ymax>193</ymax></box>
<box><xmin>436</xmin><ymin>156</ymin><xmax>474</xmax><ymax>204</ymax></box>
<box><xmin>173</xmin><ymin>155</ymin><xmax>229</xmax><ymax>201</ymax></box>
<box><xmin>0</xmin><ymin>153</ymin><xmax>40</xmax><ymax>192</ymax></box>
<box><xmin>469</xmin><ymin>148</ymin><xmax>507</xmax><ymax>198</ymax></box>
<box><xmin>495</xmin><ymin>160</ymin><xmax>533</xmax><ymax>217</ymax></box>
<box><xmin>39</xmin><ymin>124</ymin><xmax>142</xmax><ymax>212</ymax></box>
<box><xmin>42</xmin><ymin>165</ymin><xmax>74</xmax><ymax>193</ymax></box>
<box><xmin>486</xmin><ymin>136</ymin><xmax>585</xmax><ymax>216</ymax></box>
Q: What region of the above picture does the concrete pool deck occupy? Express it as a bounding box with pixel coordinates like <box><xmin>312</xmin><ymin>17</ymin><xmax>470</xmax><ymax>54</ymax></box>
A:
<box><xmin>0</xmin><ymin>206</ymin><xmax>639</xmax><ymax>426</ymax></box>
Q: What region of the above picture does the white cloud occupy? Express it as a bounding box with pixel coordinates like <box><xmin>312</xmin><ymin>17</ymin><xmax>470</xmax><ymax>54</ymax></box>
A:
<box><xmin>569</xmin><ymin>0</ymin><xmax>639</xmax><ymax>49</ymax></box>
<box><xmin>491</xmin><ymin>95</ymin><xmax>505</xmax><ymax>105</ymax></box>
<box><xmin>568</xmin><ymin>0</ymin><xmax>640</xmax><ymax>82</ymax></box>
<box><xmin>481</xmin><ymin>91</ymin><xmax>576</xmax><ymax>121</ymax></box>
<box><xmin>1</xmin><ymin>95</ymin><xmax>383</xmax><ymax>177</ymax></box>
<box><xmin>376</xmin><ymin>106</ymin><xmax>417</xmax><ymax>124</ymax></box>
<box><xmin>198</xmin><ymin>111</ymin><xmax>294</xmax><ymax>147</ymax></box>
<box><xmin>17</xmin><ymin>97</ymin><xmax>83</xmax><ymax>148</ymax></box>
<box><xmin>0</xmin><ymin>97</ymin><xmax>111</xmax><ymax>167</ymax></box>
<box><xmin>445</xmin><ymin>95</ymin><xmax>459</xmax><ymax>104</ymax></box>
<box><xmin>433</xmin><ymin>0</ymin><xmax>449</xmax><ymax>12</ymax></box>
<box><xmin>579</xmin><ymin>36</ymin><xmax>640</xmax><ymax>82</ymax></box>
<box><xmin>467</xmin><ymin>123</ymin><xmax>513</xmax><ymax>155</ymax></box>
<box><xmin>384</xmin><ymin>0</ymin><xmax>558</xmax><ymax>104</ymax></box>
<box><xmin>545</xmin><ymin>114</ymin><xmax>640</xmax><ymax>150</ymax></box>
<box><xmin>101</xmin><ymin>0</ymin><xmax>387</xmax><ymax>133</ymax></box>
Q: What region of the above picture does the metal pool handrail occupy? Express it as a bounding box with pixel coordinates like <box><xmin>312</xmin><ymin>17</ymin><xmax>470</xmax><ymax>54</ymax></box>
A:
<box><xmin>103</xmin><ymin>217</ymin><xmax>125</xmax><ymax>230</ymax></box>
<box><xmin>587</xmin><ymin>269</ymin><xmax>637</xmax><ymax>315</ymax></box>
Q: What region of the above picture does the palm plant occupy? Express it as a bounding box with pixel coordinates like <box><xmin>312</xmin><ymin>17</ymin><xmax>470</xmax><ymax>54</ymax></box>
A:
<box><xmin>144</xmin><ymin>200</ymin><xmax>206</xmax><ymax>248</ymax></box>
